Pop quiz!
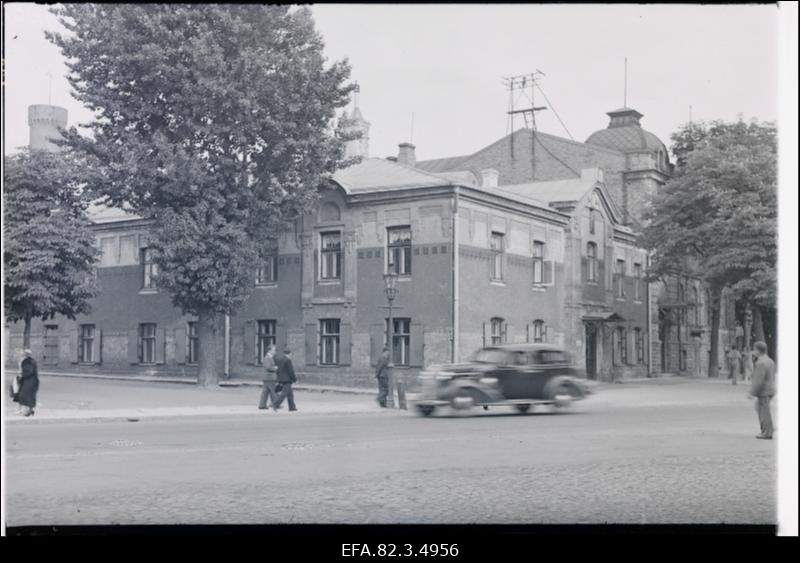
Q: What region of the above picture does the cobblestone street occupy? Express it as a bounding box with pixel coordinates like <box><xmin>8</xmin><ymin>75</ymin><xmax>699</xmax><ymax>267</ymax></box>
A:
<box><xmin>5</xmin><ymin>378</ymin><xmax>776</xmax><ymax>526</ymax></box>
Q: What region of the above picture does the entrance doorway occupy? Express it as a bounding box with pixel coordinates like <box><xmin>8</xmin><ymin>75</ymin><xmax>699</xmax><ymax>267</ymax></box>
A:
<box><xmin>585</xmin><ymin>323</ymin><xmax>597</xmax><ymax>380</ymax></box>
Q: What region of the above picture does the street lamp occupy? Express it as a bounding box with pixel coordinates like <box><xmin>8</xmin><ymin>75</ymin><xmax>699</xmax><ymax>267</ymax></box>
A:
<box><xmin>383</xmin><ymin>271</ymin><xmax>399</xmax><ymax>408</ymax></box>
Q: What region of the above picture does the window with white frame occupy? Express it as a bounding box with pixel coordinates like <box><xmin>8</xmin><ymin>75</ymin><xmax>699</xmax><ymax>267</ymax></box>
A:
<box><xmin>320</xmin><ymin>319</ymin><xmax>340</xmax><ymax>365</ymax></box>
<box><xmin>139</xmin><ymin>323</ymin><xmax>157</xmax><ymax>364</ymax></box>
<box><xmin>490</xmin><ymin>232</ymin><xmax>504</xmax><ymax>281</ymax></box>
<box><xmin>188</xmin><ymin>322</ymin><xmax>199</xmax><ymax>365</ymax></box>
<box><xmin>387</xmin><ymin>226</ymin><xmax>412</xmax><ymax>275</ymax></box>
<box><xmin>320</xmin><ymin>232</ymin><xmax>342</xmax><ymax>280</ymax></box>
<box><xmin>532</xmin><ymin>241</ymin><xmax>545</xmax><ymax>284</ymax></box>
<box><xmin>490</xmin><ymin>317</ymin><xmax>506</xmax><ymax>345</ymax></box>
<box><xmin>256</xmin><ymin>320</ymin><xmax>276</xmax><ymax>365</ymax></box>
<box><xmin>385</xmin><ymin>318</ymin><xmax>410</xmax><ymax>366</ymax></box>
<box><xmin>256</xmin><ymin>255</ymin><xmax>277</xmax><ymax>284</ymax></box>
<box><xmin>532</xmin><ymin>320</ymin><xmax>545</xmax><ymax>343</ymax></box>
<box><xmin>587</xmin><ymin>243</ymin><xmax>598</xmax><ymax>282</ymax></box>
<box><xmin>141</xmin><ymin>248</ymin><xmax>158</xmax><ymax>289</ymax></box>
<box><xmin>79</xmin><ymin>324</ymin><xmax>95</xmax><ymax>363</ymax></box>
<box><xmin>616</xmin><ymin>259</ymin><xmax>626</xmax><ymax>298</ymax></box>
<box><xmin>634</xmin><ymin>263</ymin><xmax>642</xmax><ymax>301</ymax></box>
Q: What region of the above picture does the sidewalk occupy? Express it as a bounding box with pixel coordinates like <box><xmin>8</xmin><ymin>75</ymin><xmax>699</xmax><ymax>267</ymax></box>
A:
<box><xmin>4</xmin><ymin>370</ymin><xmax>745</xmax><ymax>425</ymax></box>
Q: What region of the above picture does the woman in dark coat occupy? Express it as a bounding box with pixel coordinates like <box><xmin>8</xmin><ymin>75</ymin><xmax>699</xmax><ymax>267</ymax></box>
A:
<box><xmin>16</xmin><ymin>349</ymin><xmax>39</xmax><ymax>416</ymax></box>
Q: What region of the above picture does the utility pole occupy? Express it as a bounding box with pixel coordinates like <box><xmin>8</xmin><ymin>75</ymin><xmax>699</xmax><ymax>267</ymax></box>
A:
<box><xmin>503</xmin><ymin>72</ymin><xmax>547</xmax><ymax>179</ymax></box>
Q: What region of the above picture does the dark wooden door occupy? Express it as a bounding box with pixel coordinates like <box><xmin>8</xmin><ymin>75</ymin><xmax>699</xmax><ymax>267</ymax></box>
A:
<box><xmin>43</xmin><ymin>325</ymin><xmax>59</xmax><ymax>365</ymax></box>
<box><xmin>585</xmin><ymin>324</ymin><xmax>597</xmax><ymax>380</ymax></box>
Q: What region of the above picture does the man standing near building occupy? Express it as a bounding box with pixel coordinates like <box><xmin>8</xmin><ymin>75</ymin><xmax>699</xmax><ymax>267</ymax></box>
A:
<box><xmin>726</xmin><ymin>346</ymin><xmax>742</xmax><ymax>385</ymax></box>
<box><xmin>749</xmin><ymin>341</ymin><xmax>776</xmax><ymax>440</ymax></box>
<box><xmin>272</xmin><ymin>347</ymin><xmax>298</xmax><ymax>412</ymax></box>
<box><xmin>375</xmin><ymin>347</ymin><xmax>390</xmax><ymax>408</ymax></box>
<box><xmin>258</xmin><ymin>344</ymin><xmax>279</xmax><ymax>410</ymax></box>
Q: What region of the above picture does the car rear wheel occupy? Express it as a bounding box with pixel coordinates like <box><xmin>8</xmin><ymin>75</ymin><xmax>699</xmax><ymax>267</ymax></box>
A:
<box><xmin>515</xmin><ymin>404</ymin><xmax>531</xmax><ymax>413</ymax></box>
<box><xmin>417</xmin><ymin>405</ymin><xmax>436</xmax><ymax>417</ymax></box>
<box><xmin>552</xmin><ymin>384</ymin><xmax>574</xmax><ymax>409</ymax></box>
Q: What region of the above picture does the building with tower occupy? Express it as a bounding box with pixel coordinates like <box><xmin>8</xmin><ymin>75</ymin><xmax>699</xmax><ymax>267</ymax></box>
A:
<box><xmin>6</xmin><ymin>97</ymin><xmax>735</xmax><ymax>384</ymax></box>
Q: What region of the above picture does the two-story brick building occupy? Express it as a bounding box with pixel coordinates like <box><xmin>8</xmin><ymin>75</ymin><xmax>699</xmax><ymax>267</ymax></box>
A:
<box><xmin>6</xmin><ymin>102</ymin><xmax>736</xmax><ymax>384</ymax></box>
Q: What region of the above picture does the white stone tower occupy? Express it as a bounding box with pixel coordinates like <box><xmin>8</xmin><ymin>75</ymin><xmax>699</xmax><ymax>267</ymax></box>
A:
<box><xmin>28</xmin><ymin>104</ymin><xmax>68</xmax><ymax>151</ymax></box>
<box><xmin>341</xmin><ymin>86</ymin><xmax>370</xmax><ymax>160</ymax></box>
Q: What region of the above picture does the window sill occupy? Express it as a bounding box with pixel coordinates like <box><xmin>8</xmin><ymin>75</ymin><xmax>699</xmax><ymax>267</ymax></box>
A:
<box><xmin>317</xmin><ymin>280</ymin><xmax>342</xmax><ymax>285</ymax></box>
<box><xmin>587</xmin><ymin>281</ymin><xmax>598</xmax><ymax>286</ymax></box>
<box><xmin>318</xmin><ymin>363</ymin><xmax>343</xmax><ymax>368</ymax></box>
<box><xmin>615</xmin><ymin>297</ymin><xmax>626</xmax><ymax>302</ymax></box>
<box><xmin>255</xmin><ymin>283</ymin><xmax>278</xmax><ymax>288</ymax></box>
<box><xmin>139</xmin><ymin>288</ymin><xmax>158</xmax><ymax>295</ymax></box>
<box><xmin>490</xmin><ymin>280</ymin><xmax>506</xmax><ymax>287</ymax></box>
<box><xmin>531</xmin><ymin>285</ymin><xmax>547</xmax><ymax>292</ymax></box>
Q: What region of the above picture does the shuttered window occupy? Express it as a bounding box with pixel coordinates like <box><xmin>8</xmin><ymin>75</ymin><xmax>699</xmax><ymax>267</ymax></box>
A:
<box><xmin>384</xmin><ymin>318</ymin><xmax>411</xmax><ymax>366</ymax></box>
<box><xmin>187</xmin><ymin>322</ymin><xmax>199</xmax><ymax>365</ymax></box>
<box><xmin>490</xmin><ymin>317</ymin><xmax>506</xmax><ymax>345</ymax></box>
<box><xmin>139</xmin><ymin>323</ymin><xmax>157</xmax><ymax>364</ymax></box>
<box><xmin>320</xmin><ymin>319</ymin><xmax>340</xmax><ymax>365</ymax></box>
<box><xmin>257</xmin><ymin>320</ymin><xmax>277</xmax><ymax>365</ymax></box>
<box><xmin>532</xmin><ymin>241</ymin><xmax>545</xmax><ymax>284</ymax></box>
<box><xmin>320</xmin><ymin>232</ymin><xmax>342</xmax><ymax>280</ymax></box>
<box><xmin>490</xmin><ymin>232</ymin><xmax>504</xmax><ymax>281</ymax></box>
<box><xmin>587</xmin><ymin>243</ymin><xmax>597</xmax><ymax>282</ymax></box>
<box><xmin>79</xmin><ymin>324</ymin><xmax>94</xmax><ymax>363</ymax></box>
<box><xmin>387</xmin><ymin>226</ymin><xmax>412</xmax><ymax>275</ymax></box>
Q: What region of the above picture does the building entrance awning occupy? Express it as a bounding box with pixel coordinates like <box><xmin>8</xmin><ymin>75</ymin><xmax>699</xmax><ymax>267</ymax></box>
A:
<box><xmin>582</xmin><ymin>312</ymin><xmax>625</xmax><ymax>323</ymax></box>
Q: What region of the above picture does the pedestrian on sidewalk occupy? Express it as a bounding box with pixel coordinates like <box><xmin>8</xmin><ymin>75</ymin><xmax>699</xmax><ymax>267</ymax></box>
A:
<box><xmin>748</xmin><ymin>341</ymin><xmax>776</xmax><ymax>440</ymax></box>
<box><xmin>15</xmin><ymin>349</ymin><xmax>39</xmax><ymax>417</ymax></box>
<box><xmin>726</xmin><ymin>346</ymin><xmax>742</xmax><ymax>385</ymax></box>
<box><xmin>258</xmin><ymin>344</ymin><xmax>280</xmax><ymax>410</ymax></box>
<box><xmin>375</xmin><ymin>347</ymin><xmax>390</xmax><ymax>408</ymax></box>
<box><xmin>272</xmin><ymin>347</ymin><xmax>297</xmax><ymax>412</ymax></box>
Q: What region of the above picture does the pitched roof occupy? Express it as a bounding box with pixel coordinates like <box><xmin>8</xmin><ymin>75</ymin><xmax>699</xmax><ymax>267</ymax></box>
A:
<box><xmin>332</xmin><ymin>157</ymin><xmax>451</xmax><ymax>193</ymax></box>
<box><xmin>414</xmin><ymin>154</ymin><xmax>472</xmax><ymax>173</ymax></box>
<box><xmin>496</xmin><ymin>177</ymin><xmax>596</xmax><ymax>205</ymax></box>
<box><xmin>87</xmin><ymin>202</ymin><xmax>141</xmax><ymax>224</ymax></box>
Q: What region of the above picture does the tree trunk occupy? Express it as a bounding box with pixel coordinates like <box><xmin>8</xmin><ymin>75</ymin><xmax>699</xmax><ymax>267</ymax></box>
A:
<box><xmin>752</xmin><ymin>307</ymin><xmax>765</xmax><ymax>344</ymax></box>
<box><xmin>742</xmin><ymin>303</ymin><xmax>754</xmax><ymax>379</ymax></box>
<box><xmin>762</xmin><ymin>307</ymin><xmax>777</xmax><ymax>363</ymax></box>
<box><xmin>23</xmin><ymin>313</ymin><xmax>32</xmax><ymax>349</ymax></box>
<box><xmin>708</xmin><ymin>285</ymin><xmax>722</xmax><ymax>377</ymax></box>
<box><xmin>197</xmin><ymin>309</ymin><xmax>220</xmax><ymax>387</ymax></box>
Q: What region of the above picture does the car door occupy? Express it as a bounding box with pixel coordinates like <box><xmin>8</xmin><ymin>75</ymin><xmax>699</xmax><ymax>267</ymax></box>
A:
<box><xmin>486</xmin><ymin>351</ymin><xmax>519</xmax><ymax>399</ymax></box>
<box><xmin>499</xmin><ymin>351</ymin><xmax>543</xmax><ymax>399</ymax></box>
<box><xmin>536</xmin><ymin>350</ymin><xmax>575</xmax><ymax>396</ymax></box>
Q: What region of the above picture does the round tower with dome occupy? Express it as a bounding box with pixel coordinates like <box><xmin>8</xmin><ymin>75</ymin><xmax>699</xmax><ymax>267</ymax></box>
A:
<box><xmin>586</xmin><ymin>107</ymin><xmax>672</xmax><ymax>227</ymax></box>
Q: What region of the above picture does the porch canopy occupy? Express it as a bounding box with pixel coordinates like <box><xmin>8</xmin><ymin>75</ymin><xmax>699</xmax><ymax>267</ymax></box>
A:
<box><xmin>582</xmin><ymin>312</ymin><xmax>625</xmax><ymax>323</ymax></box>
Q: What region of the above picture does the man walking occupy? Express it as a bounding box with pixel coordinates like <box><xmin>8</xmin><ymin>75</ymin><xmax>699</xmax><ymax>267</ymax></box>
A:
<box><xmin>272</xmin><ymin>347</ymin><xmax>298</xmax><ymax>412</ymax></box>
<box><xmin>258</xmin><ymin>344</ymin><xmax>280</xmax><ymax>410</ymax></box>
<box><xmin>375</xmin><ymin>347</ymin><xmax>390</xmax><ymax>408</ymax></box>
<box><xmin>726</xmin><ymin>346</ymin><xmax>742</xmax><ymax>385</ymax></box>
<box><xmin>749</xmin><ymin>341</ymin><xmax>776</xmax><ymax>440</ymax></box>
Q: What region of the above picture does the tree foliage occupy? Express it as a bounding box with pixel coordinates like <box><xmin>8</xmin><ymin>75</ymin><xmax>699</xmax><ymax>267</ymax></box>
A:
<box><xmin>47</xmin><ymin>5</ymin><xmax>356</xmax><ymax>384</ymax></box>
<box><xmin>642</xmin><ymin>119</ymin><xmax>777</xmax><ymax>305</ymax></box>
<box><xmin>3</xmin><ymin>149</ymin><xmax>100</xmax><ymax>347</ymax></box>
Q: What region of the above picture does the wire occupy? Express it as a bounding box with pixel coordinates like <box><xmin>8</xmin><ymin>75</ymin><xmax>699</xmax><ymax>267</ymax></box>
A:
<box><xmin>535</xmin><ymin>84</ymin><xmax>574</xmax><ymax>141</ymax></box>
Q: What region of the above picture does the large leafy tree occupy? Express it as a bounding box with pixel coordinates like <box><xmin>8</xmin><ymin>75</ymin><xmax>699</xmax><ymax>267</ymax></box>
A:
<box><xmin>642</xmin><ymin>119</ymin><xmax>777</xmax><ymax>374</ymax></box>
<box><xmin>47</xmin><ymin>5</ymin><xmax>356</xmax><ymax>385</ymax></box>
<box><xmin>4</xmin><ymin>149</ymin><xmax>100</xmax><ymax>349</ymax></box>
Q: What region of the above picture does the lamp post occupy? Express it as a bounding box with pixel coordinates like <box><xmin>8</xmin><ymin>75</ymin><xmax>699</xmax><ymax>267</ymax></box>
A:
<box><xmin>383</xmin><ymin>271</ymin><xmax>399</xmax><ymax>408</ymax></box>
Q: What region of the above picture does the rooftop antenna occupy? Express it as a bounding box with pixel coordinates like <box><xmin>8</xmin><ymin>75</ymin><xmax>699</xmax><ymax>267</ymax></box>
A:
<box><xmin>503</xmin><ymin>71</ymin><xmax>547</xmax><ymax>178</ymax></box>
<box><xmin>623</xmin><ymin>57</ymin><xmax>627</xmax><ymax>108</ymax></box>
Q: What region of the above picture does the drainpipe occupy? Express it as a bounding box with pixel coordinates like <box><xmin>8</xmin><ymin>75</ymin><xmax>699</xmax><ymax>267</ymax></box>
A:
<box><xmin>646</xmin><ymin>251</ymin><xmax>652</xmax><ymax>377</ymax></box>
<box><xmin>452</xmin><ymin>187</ymin><xmax>460</xmax><ymax>363</ymax></box>
<box><xmin>224</xmin><ymin>314</ymin><xmax>230</xmax><ymax>379</ymax></box>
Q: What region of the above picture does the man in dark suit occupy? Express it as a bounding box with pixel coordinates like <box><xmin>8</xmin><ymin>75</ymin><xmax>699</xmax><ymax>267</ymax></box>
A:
<box><xmin>375</xmin><ymin>347</ymin><xmax>390</xmax><ymax>407</ymax></box>
<box><xmin>272</xmin><ymin>347</ymin><xmax>298</xmax><ymax>412</ymax></box>
<box><xmin>749</xmin><ymin>341</ymin><xmax>776</xmax><ymax>439</ymax></box>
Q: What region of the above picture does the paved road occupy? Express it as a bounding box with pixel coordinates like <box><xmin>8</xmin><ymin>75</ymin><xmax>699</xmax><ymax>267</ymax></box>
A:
<box><xmin>5</xmin><ymin>382</ymin><xmax>776</xmax><ymax>525</ymax></box>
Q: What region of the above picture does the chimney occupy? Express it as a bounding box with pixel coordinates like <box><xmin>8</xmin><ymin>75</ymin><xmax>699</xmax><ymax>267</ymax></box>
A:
<box><xmin>397</xmin><ymin>143</ymin><xmax>416</xmax><ymax>166</ymax></box>
<box><xmin>480</xmin><ymin>168</ymin><xmax>499</xmax><ymax>188</ymax></box>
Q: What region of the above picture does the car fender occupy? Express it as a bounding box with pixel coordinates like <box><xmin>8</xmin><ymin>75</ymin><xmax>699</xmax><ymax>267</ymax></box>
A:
<box><xmin>544</xmin><ymin>376</ymin><xmax>585</xmax><ymax>400</ymax></box>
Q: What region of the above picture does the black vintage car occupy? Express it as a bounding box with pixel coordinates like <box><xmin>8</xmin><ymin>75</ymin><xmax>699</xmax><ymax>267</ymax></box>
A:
<box><xmin>413</xmin><ymin>344</ymin><xmax>594</xmax><ymax>416</ymax></box>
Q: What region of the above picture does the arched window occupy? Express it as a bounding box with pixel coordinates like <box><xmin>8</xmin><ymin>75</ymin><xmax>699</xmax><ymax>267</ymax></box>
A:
<box><xmin>490</xmin><ymin>317</ymin><xmax>506</xmax><ymax>345</ymax></box>
<box><xmin>587</xmin><ymin>242</ymin><xmax>598</xmax><ymax>282</ymax></box>
<box><xmin>589</xmin><ymin>209</ymin><xmax>596</xmax><ymax>234</ymax></box>
<box><xmin>531</xmin><ymin>320</ymin><xmax>545</xmax><ymax>343</ymax></box>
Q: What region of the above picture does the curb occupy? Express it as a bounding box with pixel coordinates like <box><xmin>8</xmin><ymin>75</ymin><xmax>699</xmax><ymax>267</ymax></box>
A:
<box><xmin>8</xmin><ymin>371</ymin><xmax>376</xmax><ymax>395</ymax></box>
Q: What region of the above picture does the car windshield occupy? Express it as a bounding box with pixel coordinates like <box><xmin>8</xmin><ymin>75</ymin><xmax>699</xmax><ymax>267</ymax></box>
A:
<box><xmin>473</xmin><ymin>349</ymin><xmax>511</xmax><ymax>364</ymax></box>
<box><xmin>538</xmin><ymin>350</ymin><xmax>570</xmax><ymax>364</ymax></box>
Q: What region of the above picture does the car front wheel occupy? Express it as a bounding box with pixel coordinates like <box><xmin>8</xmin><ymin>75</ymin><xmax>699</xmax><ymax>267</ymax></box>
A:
<box><xmin>417</xmin><ymin>405</ymin><xmax>436</xmax><ymax>417</ymax></box>
<box><xmin>515</xmin><ymin>404</ymin><xmax>531</xmax><ymax>413</ymax></box>
<box><xmin>450</xmin><ymin>388</ymin><xmax>482</xmax><ymax>411</ymax></box>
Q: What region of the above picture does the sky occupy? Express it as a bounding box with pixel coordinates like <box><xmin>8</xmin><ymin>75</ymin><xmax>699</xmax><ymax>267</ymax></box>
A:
<box><xmin>2</xmin><ymin>3</ymin><xmax>784</xmax><ymax>161</ymax></box>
